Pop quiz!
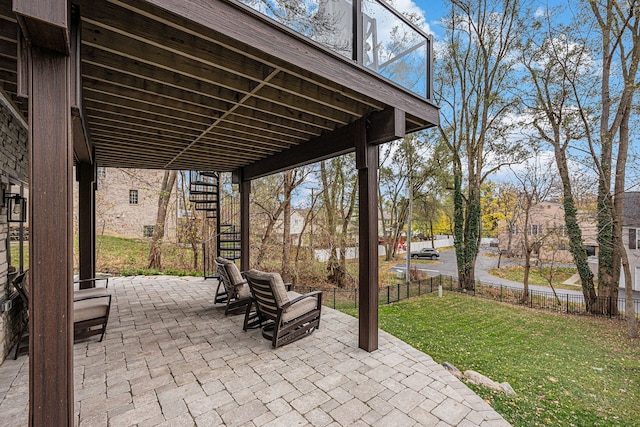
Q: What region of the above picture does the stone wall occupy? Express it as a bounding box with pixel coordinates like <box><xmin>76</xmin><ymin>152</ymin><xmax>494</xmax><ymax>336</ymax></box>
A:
<box><xmin>0</xmin><ymin>94</ymin><xmax>28</xmax><ymax>363</ymax></box>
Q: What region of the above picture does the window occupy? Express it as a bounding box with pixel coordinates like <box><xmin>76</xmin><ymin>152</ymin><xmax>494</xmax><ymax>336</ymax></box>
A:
<box><xmin>97</xmin><ymin>167</ymin><xmax>106</xmax><ymax>178</ymax></box>
<box><xmin>560</xmin><ymin>225</ymin><xmax>567</xmax><ymax>236</ymax></box>
<box><xmin>129</xmin><ymin>190</ymin><xmax>138</xmax><ymax>205</ymax></box>
<box><xmin>630</xmin><ymin>228</ymin><xmax>639</xmax><ymax>250</ymax></box>
<box><xmin>530</xmin><ymin>224</ymin><xmax>539</xmax><ymax>236</ymax></box>
<box><xmin>143</xmin><ymin>225</ymin><xmax>155</xmax><ymax>238</ymax></box>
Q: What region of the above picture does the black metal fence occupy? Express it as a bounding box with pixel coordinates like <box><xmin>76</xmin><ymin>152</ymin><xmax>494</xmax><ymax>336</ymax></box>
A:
<box><xmin>292</xmin><ymin>275</ymin><xmax>640</xmax><ymax>320</ymax></box>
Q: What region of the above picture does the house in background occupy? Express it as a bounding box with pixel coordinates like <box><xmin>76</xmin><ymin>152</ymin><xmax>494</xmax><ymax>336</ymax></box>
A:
<box><xmin>621</xmin><ymin>192</ymin><xmax>640</xmax><ymax>291</ymax></box>
<box><xmin>73</xmin><ymin>167</ymin><xmax>178</xmax><ymax>239</ymax></box>
<box><xmin>498</xmin><ymin>201</ymin><xmax>598</xmax><ymax>263</ymax></box>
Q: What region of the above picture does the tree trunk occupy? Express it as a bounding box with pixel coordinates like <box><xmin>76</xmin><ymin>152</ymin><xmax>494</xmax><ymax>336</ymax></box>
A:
<box><xmin>148</xmin><ymin>170</ymin><xmax>177</xmax><ymax>269</ymax></box>
<box><xmin>552</xmin><ymin>147</ymin><xmax>597</xmax><ymax>311</ymax></box>
<box><xmin>281</xmin><ymin>170</ymin><xmax>294</xmax><ymax>282</ymax></box>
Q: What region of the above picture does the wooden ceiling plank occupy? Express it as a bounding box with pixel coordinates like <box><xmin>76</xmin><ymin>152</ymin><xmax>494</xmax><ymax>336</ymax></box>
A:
<box><xmin>82</xmin><ymin>55</ymin><xmax>338</xmax><ymax>131</ymax></box>
<box><xmin>195</xmin><ymin>131</ymin><xmax>289</xmax><ymax>152</ymax></box>
<box><xmin>84</xmin><ymin>92</ymin><xmax>217</xmax><ymax>125</ymax></box>
<box><xmin>85</xmin><ymin>96</ymin><xmax>314</xmax><ymax>141</ymax></box>
<box><xmin>101</xmin><ymin>0</ymin><xmax>385</xmax><ymax>111</ymax></box>
<box><xmin>220</xmin><ymin>113</ymin><xmax>314</xmax><ymax>139</ymax></box>
<box><xmin>86</xmin><ymin>112</ymin><xmax>206</xmax><ymax>139</ymax></box>
<box><xmin>243</xmin><ymin>120</ymin><xmax>361</xmax><ymax>180</ymax></box>
<box><xmin>91</xmin><ymin>130</ymin><xmax>271</xmax><ymax>159</ymax></box>
<box><xmin>82</xmin><ymin>1</ymin><xmax>370</xmax><ymax>118</ymax></box>
<box><xmin>82</xmin><ymin>36</ymin><xmax>351</xmax><ymax>127</ymax></box>
<box><xmin>210</xmin><ymin>121</ymin><xmax>306</xmax><ymax>144</ymax></box>
<box><xmin>131</xmin><ymin>0</ymin><xmax>436</xmax><ymax>124</ymax></box>
<box><xmin>85</xmin><ymin>105</ymin><xmax>210</xmax><ymax>132</ymax></box>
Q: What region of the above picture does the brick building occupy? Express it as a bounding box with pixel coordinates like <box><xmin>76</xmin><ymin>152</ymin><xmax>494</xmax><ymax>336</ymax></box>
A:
<box><xmin>73</xmin><ymin>168</ymin><xmax>178</xmax><ymax>239</ymax></box>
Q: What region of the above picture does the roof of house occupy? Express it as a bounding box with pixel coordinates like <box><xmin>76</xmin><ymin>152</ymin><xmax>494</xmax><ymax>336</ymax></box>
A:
<box><xmin>623</xmin><ymin>192</ymin><xmax>640</xmax><ymax>227</ymax></box>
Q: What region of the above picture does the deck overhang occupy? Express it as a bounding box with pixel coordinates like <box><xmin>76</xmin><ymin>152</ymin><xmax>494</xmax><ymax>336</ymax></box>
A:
<box><xmin>1</xmin><ymin>0</ymin><xmax>438</xmax><ymax>424</ymax></box>
<box><xmin>2</xmin><ymin>0</ymin><xmax>438</xmax><ymax>172</ymax></box>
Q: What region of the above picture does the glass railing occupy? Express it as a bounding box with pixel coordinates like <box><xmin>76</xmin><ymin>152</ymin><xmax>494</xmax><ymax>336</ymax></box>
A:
<box><xmin>237</xmin><ymin>0</ymin><xmax>432</xmax><ymax>99</ymax></box>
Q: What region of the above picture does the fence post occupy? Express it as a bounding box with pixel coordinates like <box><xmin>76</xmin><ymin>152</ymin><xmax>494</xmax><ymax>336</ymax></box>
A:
<box><xmin>407</xmin><ymin>282</ymin><xmax>410</xmax><ymax>299</ymax></box>
<box><xmin>333</xmin><ymin>288</ymin><xmax>336</xmax><ymax>310</ymax></box>
<box><xmin>354</xmin><ymin>289</ymin><xmax>357</xmax><ymax>309</ymax></box>
<box><xmin>566</xmin><ymin>294</ymin><xmax>569</xmax><ymax>313</ymax></box>
<box><xmin>387</xmin><ymin>286</ymin><xmax>390</xmax><ymax>304</ymax></box>
<box><xmin>397</xmin><ymin>283</ymin><xmax>400</xmax><ymax>302</ymax></box>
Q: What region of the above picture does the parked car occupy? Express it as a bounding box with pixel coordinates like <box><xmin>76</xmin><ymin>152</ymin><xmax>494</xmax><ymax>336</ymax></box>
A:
<box><xmin>410</xmin><ymin>248</ymin><xmax>440</xmax><ymax>260</ymax></box>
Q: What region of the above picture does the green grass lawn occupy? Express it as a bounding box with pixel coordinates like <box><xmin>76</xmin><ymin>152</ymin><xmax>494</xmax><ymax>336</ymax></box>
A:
<box><xmin>488</xmin><ymin>266</ymin><xmax>582</xmax><ymax>291</ymax></box>
<box><xmin>9</xmin><ymin>236</ymin><xmax>201</xmax><ymax>276</ymax></box>
<box><xmin>342</xmin><ymin>293</ymin><xmax>640</xmax><ymax>427</ymax></box>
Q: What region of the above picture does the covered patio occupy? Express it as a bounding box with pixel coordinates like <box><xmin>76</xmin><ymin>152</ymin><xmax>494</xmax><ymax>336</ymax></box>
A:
<box><xmin>0</xmin><ymin>276</ymin><xmax>508</xmax><ymax>426</ymax></box>
<box><xmin>0</xmin><ymin>0</ymin><xmax>444</xmax><ymax>423</ymax></box>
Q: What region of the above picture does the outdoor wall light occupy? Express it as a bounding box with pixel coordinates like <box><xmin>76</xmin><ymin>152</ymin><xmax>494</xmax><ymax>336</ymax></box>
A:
<box><xmin>3</xmin><ymin>191</ymin><xmax>27</xmax><ymax>223</ymax></box>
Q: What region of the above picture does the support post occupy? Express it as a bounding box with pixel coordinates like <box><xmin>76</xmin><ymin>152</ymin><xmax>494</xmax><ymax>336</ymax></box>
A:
<box><xmin>356</xmin><ymin>118</ymin><xmax>379</xmax><ymax>351</ymax></box>
<box><xmin>77</xmin><ymin>161</ymin><xmax>96</xmax><ymax>282</ymax></box>
<box><xmin>240</xmin><ymin>173</ymin><xmax>251</xmax><ymax>272</ymax></box>
<box><xmin>28</xmin><ymin>46</ymin><xmax>74</xmax><ymax>427</ymax></box>
<box><xmin>15</xmin><ymin>1</ymin><xmax>74</xmax><ymax>424</ymax></box>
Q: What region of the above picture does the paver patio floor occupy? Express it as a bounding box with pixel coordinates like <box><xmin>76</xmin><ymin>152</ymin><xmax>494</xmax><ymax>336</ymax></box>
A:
<box><xmin>0</xmin><ymin>276</ymin><xmax>510</xmax><ymax>426</ymax></box>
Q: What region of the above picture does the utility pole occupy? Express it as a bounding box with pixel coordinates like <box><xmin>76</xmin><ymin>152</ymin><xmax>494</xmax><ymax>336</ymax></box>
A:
<box><xmin>405</xmin><ymin>150</ymin><xmax>412</xmax><ymax>284</ymax></box>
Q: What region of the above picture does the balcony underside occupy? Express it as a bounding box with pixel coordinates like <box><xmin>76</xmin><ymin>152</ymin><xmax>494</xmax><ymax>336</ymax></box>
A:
<box><xmin>0</xmin><ymin>0</ymin><xmax>438</xmax><ymax>172</ymax></box>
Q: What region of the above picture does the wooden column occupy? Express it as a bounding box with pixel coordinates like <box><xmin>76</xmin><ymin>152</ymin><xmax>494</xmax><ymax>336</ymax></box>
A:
<box><xmin>356</xmin><ymin>118</ymin><xmax>379</xmax><ymax>351</ymax></box>
<box><xmin>240</xmin><ymin>175</ymin><xmax>251</xmax><ymax>272</ymax></box>
<box><xmin>27</xmin><ymin>46</ymin><xmax>74</xmax><ymax>427</ymax></box>
<box><xmin>77</xmin><ymin>162</ymin><xmax>96</xmax><ymax>282</ymax></box>
<box><xmin>14</xmin><ymin>0</ymin><xmax>74</xmax><ymax>424</ymax></box>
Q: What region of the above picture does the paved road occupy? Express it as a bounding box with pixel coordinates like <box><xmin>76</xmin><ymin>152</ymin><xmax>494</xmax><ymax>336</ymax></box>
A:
<box><xmin>391</xmin><ymin>246</ymin><xmax>640</xmax><ymax>300</ymax></box>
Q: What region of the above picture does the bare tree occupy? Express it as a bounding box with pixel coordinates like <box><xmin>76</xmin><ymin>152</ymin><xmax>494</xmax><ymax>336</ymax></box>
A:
<box><xmin>148</xmin><ymin>170</ymin><xmax>177</xmax><ymax>269</ymax></box>
<box><xmin>320</xmin><ymin>155</ymin><xmax>358</xmax><ymax>288</ymax></box>
<box><xmin>511</xmin><ymin>158</ymin><xmax>558</xmax><ymax>301</ymax></box>
<box><xmin>436</xmin><ymin>0</ymin><xmax>527</xmax><ymax>290</ymax></box>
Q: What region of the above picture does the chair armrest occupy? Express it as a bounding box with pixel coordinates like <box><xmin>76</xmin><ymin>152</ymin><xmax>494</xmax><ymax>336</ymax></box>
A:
<box><xmin>74</xmin><ymin>277</ymin><xmax>109</xmax><ymax>288</ymax></box>
<box><xmin>74</xmin><ymin>293</ymin><xmax>111</xmax><ymax>303</ymax></box>
<box><xmin>282</xmin><ymin>291</ymin><xmax>322</xmax><ymax>309</ymax></box>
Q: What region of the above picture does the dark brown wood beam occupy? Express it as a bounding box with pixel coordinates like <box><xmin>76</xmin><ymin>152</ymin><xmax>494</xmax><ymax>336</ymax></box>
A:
<box><xmin>72</xmin><ymin>107</ymin><xmax>91</xmax><ymax>163</ymax></box>
<box><xmin>28</xmin><ymin>44</ymin><xmax>74</xmax><ymax>426</ymax></box>
<box><xmin>77</xmin><ymin>161</ymin><xmax>95</xmax><ymax>281</ymax></box>
<box><xmin>242</xmin><ymin>119</ymin><xmax>361</xmax><ymax>180</ymax></box>
<box><xmin>356</xmin><ymin>119</ymin><xmax>379</xmax><ymax>352</ymax></box>
<box><xmin>13</xmin><ymin>0</ymin><xmax>69</xmax><ymax>53</ymax></box>
<box><xmin>367</xmin><ymin>108</ymin><xmax>406</xmax><ymax>145</ymax></box>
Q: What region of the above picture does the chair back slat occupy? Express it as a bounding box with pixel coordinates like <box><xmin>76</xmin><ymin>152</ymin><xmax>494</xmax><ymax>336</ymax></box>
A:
<box><xmin>215</xmin><ymin>258</ymin><xmax>237</xmax><ymax>298</ymax></box>
<box><xmin>245</xmin><ymin>271</ymin><xmax>281</xmax><ymax>321</ymax></box>
<box><xmin>12</xmin><ymin>271</ymin><xmax>29</xmax><ymax>307</ymax></box>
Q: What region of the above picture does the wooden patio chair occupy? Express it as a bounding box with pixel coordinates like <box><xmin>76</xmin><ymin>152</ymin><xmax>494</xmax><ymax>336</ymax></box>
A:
<box><xmin>243</xmin><ymin>269</ymin><xmax>322</xmax><ymax>348</ymax></box>
<box><xmin>11</xmin><ymin>271</ymin><xmax>29</xmax><ymax>359</ymax></box>
<box><xmin>74</xmin><ymin>277</ymin><xmax>109</xmax><ymax>300</ymax></box>
<box><xmin>214</xmin><ymin>257</ymin><xmax>252</xmax><ymax>316</ymax></box>
<box><xmin>12</xmin><ymin>272</ymin><xmax>112</xmax><ymax>358</ymax></box>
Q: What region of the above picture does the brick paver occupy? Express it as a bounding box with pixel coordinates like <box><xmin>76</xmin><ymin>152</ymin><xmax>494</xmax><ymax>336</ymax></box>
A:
<box><xmin>0</xmin><ymin>276</ymin><xmax>510</xmax><ymax>426</ymax></box>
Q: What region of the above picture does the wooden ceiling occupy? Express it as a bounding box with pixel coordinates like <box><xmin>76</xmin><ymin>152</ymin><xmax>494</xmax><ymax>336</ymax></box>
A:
<box><xmin>0</xmin><ymin>0</ymin><xmax>437</xmax><ymax>172</ymax></box>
